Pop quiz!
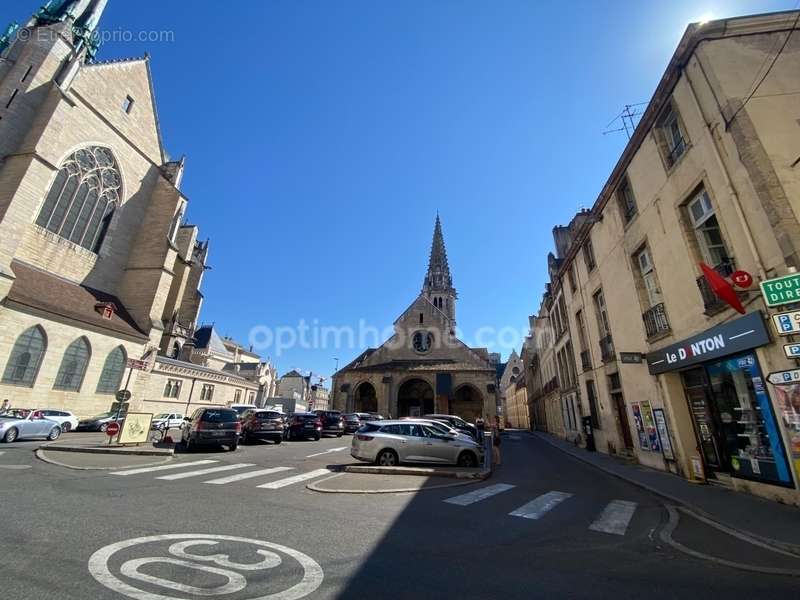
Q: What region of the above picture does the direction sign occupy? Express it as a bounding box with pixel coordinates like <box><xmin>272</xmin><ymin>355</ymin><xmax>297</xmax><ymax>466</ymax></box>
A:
<box><xmin>115</xmin><ymin>389</ymin><xmax>131</xmax><ymax>402</ymax></box>
<box><xmin>105</xmin><ymin>421</ymin><xmax>120</xmax><ymax>437</ymax></box>
<box><xmin>760</xmin><ymin>273</ymin><xmax>800</xmax><ymax>307</ymax></box>
<box><xmin>126</xmin><ymin>358</ymin><xmax>148</xmax><ymax>371</ymax></box>
<box><xmin>783</xmin><ymin>343</ymin><xmax>800</xmax><ymax>359</ymax></box>
<box><xmin>767</xmin><ymin>369</ymin><xmax>800</xmax><ymax>385</ymax></box>
<box><xmin>772</xmin><ymin>310</ymin><xmax>800</xmax><ymax>335</ymax></box>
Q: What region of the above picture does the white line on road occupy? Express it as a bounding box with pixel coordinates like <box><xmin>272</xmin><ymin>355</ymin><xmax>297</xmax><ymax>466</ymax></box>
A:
<box><xmin>0</xmin><ymin>451</ymin><xmax>5</xmax><ymax>456</ymax></box>
<box><xmin>110</xmin><ymin>460</ymin><xmax>218</xmax><ymax>476</ymax></box>
<box><xmin>305</xmin><ymin>447</ymin><xmax>348</xmax><ymax>458</ymax></box>
<box><xmin>443</xmin><ymin>483</ymin><xmax>516</xmax><ymax>506</ymax></box>
<box><xmin>509</xmin><ymin>491</ymin><xmax>572</xmax><ymax>520</ymax></box>
<box><xmin>204</xmin><ymin>466</ymin><xmax>294</xmax><ymax>485</ymax></box>
<box><xmin>257</xmin><ymin>468</ymin><xmax>332</xmax><ymax>489</ymax></box>
<box><xmin>156</xmin><ymin>463</ymin><xmax>256</xmax><ymax>480</ymax></box>
<box><xmin>588</xmin><ymin>500</ymin><xmax>638</xmax><ymax>535</ymax></box>
<box><xmin>0</xmin><ymin>464</ymin><xmax>31</xmax><ymax>470</ymax></box>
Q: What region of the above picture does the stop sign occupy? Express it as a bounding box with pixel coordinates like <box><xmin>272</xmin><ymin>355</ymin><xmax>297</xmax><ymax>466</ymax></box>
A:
<box><xmin>105</xmin><ymin>421</ymin><xmax>120</xmax><ymax>437</ymax></box>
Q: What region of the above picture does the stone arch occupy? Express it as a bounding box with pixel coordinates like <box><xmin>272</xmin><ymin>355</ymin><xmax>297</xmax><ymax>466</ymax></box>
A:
<box><xmin>354</xmin><ymin>381</ymin><xmax>378</xmax><ymax>413</ymax></box>
<box><xmin>397</xmin><ymin>377</ymin><xmax>434</xmax><ymax>417</ymax></box>
<box><xmin>451</xmin><ymin>383</ymin><xmax>484</xmax><ymax>423</ymax></box>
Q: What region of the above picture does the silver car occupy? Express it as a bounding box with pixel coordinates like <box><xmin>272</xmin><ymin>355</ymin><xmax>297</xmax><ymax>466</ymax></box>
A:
<box><xmin>351</xmin><ymin>419</ymin><xmax>483</xmax><ymax>467</ymax></box>
<box><xmin>0</xmin><ymin>408</ymin><xmax>62</xmax><ymax>443</ymax></box>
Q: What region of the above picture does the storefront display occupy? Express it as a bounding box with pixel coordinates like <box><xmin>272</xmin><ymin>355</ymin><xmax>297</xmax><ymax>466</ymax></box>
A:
<box><xmin>653</xmin><ymin>408</ymin><xmax>674</xmax><ymax>460</ymax></box>
<box><xmin>631</xmin><ymin>403</ymin><xmax>648</xmax><ymax>450</ymax></box>
<box><xmin>771</xmin><ymin>383</ymin><xmax>800</xmax><ymax>477</ymax></box>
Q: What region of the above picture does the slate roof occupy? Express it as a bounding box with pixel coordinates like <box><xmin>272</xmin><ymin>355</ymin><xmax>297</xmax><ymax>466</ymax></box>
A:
<box><xmin>281</xmin><ymin>369</ymin><xmax>304</xmax><ymax>378</ymax></box>
<box><xmin>6</xmin><ymin>261</ymin><xmax>149</xmax><ymax>341</ymax></box>
<box><xmin>193</xmin><ymin>325</ymin><xmax>234</xmax><ymax>358</ymax></box>
<box><xmin>156</xmin><ymin>356</ymin><xmax>253</xmax><ymax>384</ymax></box>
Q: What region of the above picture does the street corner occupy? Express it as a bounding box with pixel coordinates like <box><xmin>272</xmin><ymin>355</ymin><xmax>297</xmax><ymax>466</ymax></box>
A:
<box><xmin>36</xmin><ymin>446</ymin><xmax>176</xmax><ymax>471</ymax></box>
<box><xmin>342</xmin><ymin>463</ymin><xmax>490</xmax><ymax>480</ymax></box>
<box><xmin>87</xmin><ymin>533</ymin><xmax>324</xmax><ymax>600</ymax></box>
<box><xmin>307</xmin><ymin>470</ymin><xmax>483</xmax><ymax>494</ymax></box>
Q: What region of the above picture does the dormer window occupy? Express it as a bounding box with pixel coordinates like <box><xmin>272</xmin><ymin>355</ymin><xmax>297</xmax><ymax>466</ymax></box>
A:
<box><xmin>122</xmin><ymin>95</ymin><xmax>134</xmax><ymax>114</ymax></box>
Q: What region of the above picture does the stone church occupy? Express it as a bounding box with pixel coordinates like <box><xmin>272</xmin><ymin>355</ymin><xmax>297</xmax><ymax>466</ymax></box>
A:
<box><xmin>331</xmin><ymin>216</ymin><xmax>499</xmax><ymax>422</ymax></box>
<box><xmin>0</xmin><ymin>1</ymin><xmax>275</xmax><ymax>418</ymax></box>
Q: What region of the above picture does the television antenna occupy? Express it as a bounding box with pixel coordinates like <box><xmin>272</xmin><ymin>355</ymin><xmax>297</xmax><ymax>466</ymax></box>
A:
<box><xmin>603</xmin><ymin>102</ymin><xmax>648</xmax><ymax>139</ymax></box>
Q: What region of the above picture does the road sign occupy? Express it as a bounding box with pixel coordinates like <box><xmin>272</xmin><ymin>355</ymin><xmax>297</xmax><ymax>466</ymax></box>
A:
<box><xmin>115</xmin><ymin>389</ymin><xmax>131</xmax><ymax>402</ymax></box>
<box><xmin>760</xmin><ymin>273</ymin><xmax>800</xmax><ymax>307</ymax></box>
<box><xmin>772</xmin><ymin>310</ymin><xmax>800</xmax><ymax>335</ymax></box>
<box><xmin>619</xmin><ymin>352</ymin><xmax>643</xmax><ymax>364</ymax></box>
<box><xmin>126</xmin><ymin>358</ymin><xmax>148</xmax><ymax>370</ymax></box>
<box><xmin>731</xmin><ymin>270</ymin><xmax>753</xmax><ymax>288</ymax></box>
<box><xmin>767</xmin><ymin>369</ymin><xmax>800</xmax><ymax>385</ymax></box>
<box><xmin>783</xmin><ymin>343</ymin><xmax>800</xmax><ymax>359</ymax></box>
<box><xmin>105</xmin><ymin>421</ymin><xmax>120</xmax><ymax>437</ymax></box>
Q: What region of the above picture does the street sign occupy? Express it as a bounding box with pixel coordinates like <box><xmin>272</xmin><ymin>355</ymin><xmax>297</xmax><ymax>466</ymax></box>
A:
<box><xmin>760</xmin><ymin>273</ymin><xmax>800</xmax><ymax>307</ymax></box>
<box><xmin>619</xmin><ymin>352</ymin><xmax>643</xmax><ymax>364</ymax></box>
<box><xmin>105</xmin><ymin>421</ymin><xmax>120</xmax><ymax>437</ymax></box>
<box><xmin>767</xmin><ymin>369</ymin><xmax>800</xmax><ymax>385</ymax></box>
<box><xmin>783</xmin><ymin>343</ymin><xmax>800</xmax><ymax>359</ymax></box>
<box><xmin>126</xmin><ymin>358</ymin><xmax>148</xmax><ymax>370</ymax></box>
<box><xmin>115</xmin><ymin>389</ymin><xmax>131</xmax><ymax>402</ymax></box>
<box><xmin>772</xmin><ymin>310</ymin><xmax>800</xmax><ymax>335</ymax></box>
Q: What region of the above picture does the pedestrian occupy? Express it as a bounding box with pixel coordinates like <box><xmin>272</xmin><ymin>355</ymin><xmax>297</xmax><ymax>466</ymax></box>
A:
<box><xmin>0</xmin><ymin>398</ymin><xmax>8</xmax><ymax>414</ymax></box>
<box><xmin>475</xmin><ymin>415</ymin><xmax>485</xmax><ymax>441</ymax></box>
<box><xmin>490</xmin><ymin>416</ymin><xmax>501</xmax><ymax>466</ymax></box>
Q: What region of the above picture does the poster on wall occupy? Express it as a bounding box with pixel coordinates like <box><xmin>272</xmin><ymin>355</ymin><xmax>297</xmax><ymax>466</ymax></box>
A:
<box><xmin>653</xmin><ymin>408</ymin><xmax>674</xmax><ymax>460</ymax></box>
<box><xmin>771</xmin><ymin>384</ymin><xmax>800</xmax><ymax>478</ymax></box>
<box><xmin>640</xmin><ymin>401</ymin><xmax>661</xmax><ymax>452</ymax></box>
<box><xmin>631</xmin><ymin>403</ymin><xmax>648</xmax><ymax>450</ymax></box>
<box><xmin>117</xmin><ymin>412</ymin><xmax>152</xmax><ymax>445</ymax></box>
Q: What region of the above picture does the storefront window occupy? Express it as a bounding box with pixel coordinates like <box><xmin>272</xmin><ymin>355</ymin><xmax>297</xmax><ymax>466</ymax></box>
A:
<box><xmin>704</xmin><ymin>352</ymin><xmax>793</xmax><ymax>487</ymax></box>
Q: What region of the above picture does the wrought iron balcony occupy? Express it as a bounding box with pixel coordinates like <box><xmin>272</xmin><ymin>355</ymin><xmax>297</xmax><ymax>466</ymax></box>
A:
<box><xmin>580</xmin><ymin>350</ymin><xmax>591</xmax><ymax>372</ymax></box>
<box><xmin>696</xmin><ymin>260</ymin><xmax>735</xmax><ymax>313</ymax></box>
<box><xmin>599</xmin><ymin>334</ymin><xmax>615</xmax><ymax>363</ymax></box>
<box><xmin>642</xmin><ymin>302</ymin><xmax>670</xmax><ymax>339</ymax></box>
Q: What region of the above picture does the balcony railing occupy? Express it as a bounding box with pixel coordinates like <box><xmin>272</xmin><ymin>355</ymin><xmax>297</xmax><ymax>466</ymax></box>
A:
<box><xmin>543</xmin><ymin>376</ymin><xmax>560</xmax><ymax>394</ymax></box>
<box><xmin>642</xmin><ymin>302</ymin><xmax>670</xmax><ymax>338</ymax></box>
<box><xmin>599</xmin><ymin>334</ymin><xmax>615</xmax><ymax>363</ymax></box>
<box><xmin>696</xmin><ymin>260</ymin><xmax>735</xmax><ymax>313</ymax></box>
<box><xmin>580</xmin><ymin>350</ymin><xmax>591</xmax><ymax>372</ymax></box>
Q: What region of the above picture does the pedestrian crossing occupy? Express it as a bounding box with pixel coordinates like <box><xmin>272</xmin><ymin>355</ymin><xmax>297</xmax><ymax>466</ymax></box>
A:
<box><xmin>443</xmin><ymin>484</ymin><xmax>639</xmax><ymax>536</ymax></box>
<box><xmin>110</xmin><ymin>460</ymin><xmax>332</xmax><ymax>490</ymax></box>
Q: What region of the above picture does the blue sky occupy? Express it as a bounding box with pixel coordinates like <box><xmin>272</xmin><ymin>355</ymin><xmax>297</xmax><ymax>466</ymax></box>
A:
<box><xmin>3</xmin><ymin>0</ymin><xmax>796</xmax><ymax>382</ymax></box>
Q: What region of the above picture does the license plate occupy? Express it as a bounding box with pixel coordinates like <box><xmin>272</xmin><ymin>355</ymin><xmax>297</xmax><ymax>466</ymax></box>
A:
<box><xmin>261</xmin><ymin>424</ymin><xmax>275</xmax><ymax>430</ymax></box>
<box><xmin>304</xmin><ymin>424</ymin><xmax>314</xmax><ymax>428</ymax></box>
<box><xmin>210</xmin><ymin>431</ymin><xmax>226</xmax><ymax>436</ymax></box>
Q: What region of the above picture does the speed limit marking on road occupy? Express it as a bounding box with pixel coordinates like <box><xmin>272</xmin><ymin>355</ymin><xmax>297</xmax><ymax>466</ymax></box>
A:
<box><xmin>88</xmin><ymin>534</ymin><xmax>324</xmax><ymax>600</ymax></box>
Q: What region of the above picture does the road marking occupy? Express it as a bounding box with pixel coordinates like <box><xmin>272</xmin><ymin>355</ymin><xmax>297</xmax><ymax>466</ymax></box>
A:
<box><xmin>305</xmin><ymin>447</ymin><xmax>347</xmax><ymax>458</ymax></box>
<box><xmin>0</xmin><ymin>464</ymin><xmax>31</xmax><ymax>470</ymax></box>
<box><xmin>0</xmin><ymin>451</ymin><xmax>5</xmax><ymax>456</ymax></box>
<box><xmin>443</xmin><ymin>483</ymin><xmax>516</xmax><ymax>506</ymax></box>
<box><xmin>509</xmin><ymin>491</ymin><xmax>572</xmax><ymax>520</ymax></box>
<box><xmin>88</xmin><ymin>533</ymin><xmax>324</xmax><ymax>600</ymax></box>
<box><xmin>589</xmin><ymin>500</ymin><xmax>638</xmax><ymax>535</ymax></box>
<box><xmin>257</xmin><ymin>469</ymin><xmax>332</xmax><ymax>489</ymax></box>
<box><xmin>204</xmin><ymin>466</ymin><xmax>294</xmax><ymax>485</ymax></box>
<box><xmin>110</xmin><ymin>460</ymin><xmax>218</xmax><ymax>476</ymax></box>
<box><xmin>156</xmin><ymin>463</ymin><xmax>255</xmax><ymax>481</ymax></box>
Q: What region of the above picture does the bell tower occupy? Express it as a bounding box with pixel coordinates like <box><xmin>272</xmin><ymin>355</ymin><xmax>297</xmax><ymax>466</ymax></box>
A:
<box><xmin>422</xmin><ymin>214</ymin><xmax>457</xmax><ymax>325</ymax></box>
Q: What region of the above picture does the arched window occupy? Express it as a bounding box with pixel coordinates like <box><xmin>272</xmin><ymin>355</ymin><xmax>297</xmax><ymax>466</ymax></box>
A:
<box><xmin>96</xmin><ymin>346</ymin><xmax>127</xmax><ymax>394</ymax></box>
<box><xmin>36</xmin><ymin>146</ymin><xmax>121</xmax><ymax>252</ymax></box>
<box><xmin>171</xmin><ymin>341</ymin><xmax>181</xmax><ymax>358</ymax></box>
<box><xmin>1</xmin><ymin>325</ymin><xmax>47</xmax><ymax>387</ymax></box>
<box><xmin>53</xmin><ymin>337</ymin><xmax>91</xmax><ymax>391</ymax></box>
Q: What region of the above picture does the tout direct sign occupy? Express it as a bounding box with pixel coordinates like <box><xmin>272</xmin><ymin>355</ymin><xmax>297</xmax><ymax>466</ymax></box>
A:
<box><xmin>646</xmin><ymin>312</ymin><xmax>770</xmax><ymax>375</ymax></box>
<box><xmin>760</xmin><ymin>273</ymin><xmax>800</xmax><ymax>307</ymax></box>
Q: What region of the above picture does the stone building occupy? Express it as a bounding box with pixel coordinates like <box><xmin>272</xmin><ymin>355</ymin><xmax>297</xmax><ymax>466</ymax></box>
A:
<box><xmin>0</xmin><ymin>2</ymin><xmax>269</xmax><ymax>418</ymax></box>
<box><xmin>526</xmin><ymin>11</ymin><xmax>800</xmax><ymax>505</ymax></box>
<box><xmin>330</xmin><ymin>216</ymin><xmax>498</xmax><ymax>422</ymax></box>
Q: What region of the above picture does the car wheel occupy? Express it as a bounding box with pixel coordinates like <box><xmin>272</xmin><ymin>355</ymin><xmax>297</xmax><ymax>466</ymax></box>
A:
<box><xmin>61</xmin><ymin>422</ymin><xmax>72</xmax><ymax>433</ymax></box>
<box><xmin>457</xmin><ymin>451</ymin><xmax>478</xmax><ymax>468</ymax></box>
<box><xmin>47</xmin><ymin>426</ymin><xmax>61</xmax><ymax>441</ymax></box>
<box><xmin>229</xmin><ymin>441</ymin><xmax>238</xmax><ymax>452</ymax></box>
<box><xmin>376</xmin><ymin>449</ymin><xmax>399</xmax><ymax>467</ymax></box>
<box><xmin>273</xmin><ymin>438</ymin><xmax>282</xmax><ymax>445</ymax></box>
<box><xmin>314</xmin><ymin>434</ymin><xmax>321</xmax><ymax>441</ymax></box>
<box><xmin>3</xmin><ymin>427</ymin><xmax>19</xmax><ymax>443</ymax></box>
<box><xmin>337</xmin><ymin>432</ymin><xmax>343</xmax><ymax>438</ymax></box>
<box><xmin>99</xmin><ymin>423</ymin><xmax>108</xmax><ymax>433</ymax></box>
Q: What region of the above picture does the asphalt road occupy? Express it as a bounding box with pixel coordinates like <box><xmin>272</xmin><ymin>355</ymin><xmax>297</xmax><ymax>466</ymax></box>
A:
<box><xmin>1</xmin><ymin>431</ymin><xmax>798</xmax><ymax>599</ymax></box>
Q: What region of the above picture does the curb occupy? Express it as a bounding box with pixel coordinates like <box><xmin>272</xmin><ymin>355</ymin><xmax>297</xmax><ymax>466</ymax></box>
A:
<box><xmin>306</xmin><ymin>472</ymin><xmax>487</xmax><ymax>494</ymax></box>
<box><xmin>342</xmin><ymin>465</ymin><xmax>489</xmax><ymax>479</ymax></box>
<box><xmin>40</xmin><ymin>443</ymin><xmax>174</xmax><ymax>456</ymax></box>
<box><xmin>534</xmin><ymin>432</ymin><xmax>800</xmax><ymax>557</ymax></box>
<box><xmin>35</xmin><ymin>448</ymin><xmax>175</xmax><ymax>471</ymax></box>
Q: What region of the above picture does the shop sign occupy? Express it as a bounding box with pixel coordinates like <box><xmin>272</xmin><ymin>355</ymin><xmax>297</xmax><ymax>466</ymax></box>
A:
<box><xmin>772</xmin><ymin>310</ymin><xmax>800</xmax><ymax>336</ymax></box>
<box><xmin>653</xmin><ymin>408</ymin><xmax>674</xmax><ymax>461</ymax></box>
<box><xmin>784</xmin><ymin>343</ymin><xmax>800</xmax><ymax>359</ymax></box>
<box><xmin>760</xmin><ymin>273</ymin><xmax>800</xmax><ymax>307</ymax></box>
<box><xmin>646</xmin><ymin>311</ymin><xmax>770</xmax><ymax>375</ymax></box>
<box><xmin>767</xmin><ymin>369</ymin><xmax>800</xmax><ymax>385</ymax></box>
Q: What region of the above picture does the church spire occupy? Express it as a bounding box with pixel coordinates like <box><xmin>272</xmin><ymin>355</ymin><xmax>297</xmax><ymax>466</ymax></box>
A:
<box><xmin>422</xmin><ymin>214</ymin><xmax>457</xmax><ymax>324</ymax></box>
<box><xmin>34</xmin><ymin>0</ymin><xmax>109</xmax><ymax>62</ymax></box>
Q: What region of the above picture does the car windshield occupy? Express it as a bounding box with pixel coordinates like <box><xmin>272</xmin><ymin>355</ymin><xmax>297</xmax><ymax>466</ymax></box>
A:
<box><xmin>201</xmin><ymin>410</ymin><xmax>238</xmax><ymax>423</ymax></box>
<box><xmin>358</xmin><ymin>423</ymin><xmax>381</xmax><ymax>433</ymax></box>
<box><xmin>3</xmin><ymin>408</ymin><xmax>30</xmax><ymax>419</ymax></box>
<box><xmin>256</xmin><ymin>412</ymin><xmax>282</xmax><ymax>419</ymax></box>
<box><xmin>154</xmin><ymin>413</ymin><xmax>171</xmax><ymax>419</ymax></box>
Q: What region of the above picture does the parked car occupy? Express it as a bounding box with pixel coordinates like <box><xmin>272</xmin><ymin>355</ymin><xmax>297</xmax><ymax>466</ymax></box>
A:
<box><xmin>400</xmin><ymin>417</ymin><xmax>474</xmax><ymax>442</ymax></box>
<box><xmin>241</xmin><ymin>409</ymin><xmax>284</xmax><ymax>444</ymax></box>
<box><xmin>151</xmin><ymin>412</ymin><xmax>184</xmax><ymax>431</ymax></box>
<box><xmin>351</xmin><ymin>419</ymin><xmax>483</xmax><ymax>467</ymax></box>
<box><xmin>0</xmin><ymin>409</ymin><xmax>62</xmax><ymax>443</ymax></box>
<box><xmin>76</xmin><ymin>411</ymin><xmax>125</xmax><ymax>432</ymax></box>
<box><xmin>343</xmin><ymin>413</ymin><xmax>363</xmax><ymax>434</ymax></box>
<box><xmin>229</xmin><ymin>404</ymin><xmax>258</xmax><ymax>417</ymax></box>
<box><xmin>180</xmin><ymin>407</ymin><xmax>241</xmax><ymax>451</ymax></box>
<box><xmin>313</xmin><ymin>410</ymin><xmax>344</xmax><ymax>437</ymax></box>
<box><xmin>423</xmin><ymin>414</ymin><xmax>479</xmax><ymax>440</ymax></box>
<box><xmin>38</xmin><ymin>409</ymin><xmax>79</xmax><ymax>432</ymax></box>
<box><xmin>285</xmin><ymin>413</ymin><xmax>322</xmax><ymax>441</ymax></box>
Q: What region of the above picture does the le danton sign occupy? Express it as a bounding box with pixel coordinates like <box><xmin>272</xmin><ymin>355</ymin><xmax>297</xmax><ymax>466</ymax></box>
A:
<box><xmin>646</xmin><ymin>311</ymin><xmax>770</xmax><ymax>375</ymax></box>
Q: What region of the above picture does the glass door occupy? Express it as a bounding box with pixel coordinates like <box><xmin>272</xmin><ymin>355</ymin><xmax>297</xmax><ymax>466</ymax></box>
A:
<box><xmin>681</xmin><ymin>367</ymin><xmax>724</xmax><ymax>472</ymax></box>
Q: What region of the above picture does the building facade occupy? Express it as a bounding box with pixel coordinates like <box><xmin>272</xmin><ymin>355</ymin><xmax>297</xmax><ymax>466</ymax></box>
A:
<box><xmin>527</xmin><ymin>11</ymin><xmax>800</xmax><ymax>505</ymax></box>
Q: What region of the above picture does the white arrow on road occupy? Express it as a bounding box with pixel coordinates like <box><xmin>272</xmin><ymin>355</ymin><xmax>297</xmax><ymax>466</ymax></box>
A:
<box><xmin>305</xmin><ymin>447</ymin><xmax>347</xmax><ymax>459</ymax></box>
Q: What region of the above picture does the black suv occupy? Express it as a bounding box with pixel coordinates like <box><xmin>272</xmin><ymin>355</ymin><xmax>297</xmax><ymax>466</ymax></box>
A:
<box><xmin>181</xmin><ymin>407</ymin><xmax>241</xmax><ymax>451</ymax></box>
<box><xmin>286</xmin><ymin>413</ymin><xmax>322</xmax><ymax>441</ymax></box>
<box><xmin>313</xmin><ymin>410</ymin><xmax>344</xmax><ymax>437</ymax></box>
<box><xmin>240</xmin><ymin>409</ymin><xmax>284</xmax><ymax>444</ymax></box>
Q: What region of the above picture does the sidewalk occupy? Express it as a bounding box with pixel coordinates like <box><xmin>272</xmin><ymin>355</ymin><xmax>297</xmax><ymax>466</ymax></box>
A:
<box><xmin>308</xmin><ymin>471</ymin><xmax>480</xmax><ymax>494</ymax></box>
<box><xmin>533</xmin><ymin>431</ymin><xmax>800</xmax><ymax>554</ymax></box>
